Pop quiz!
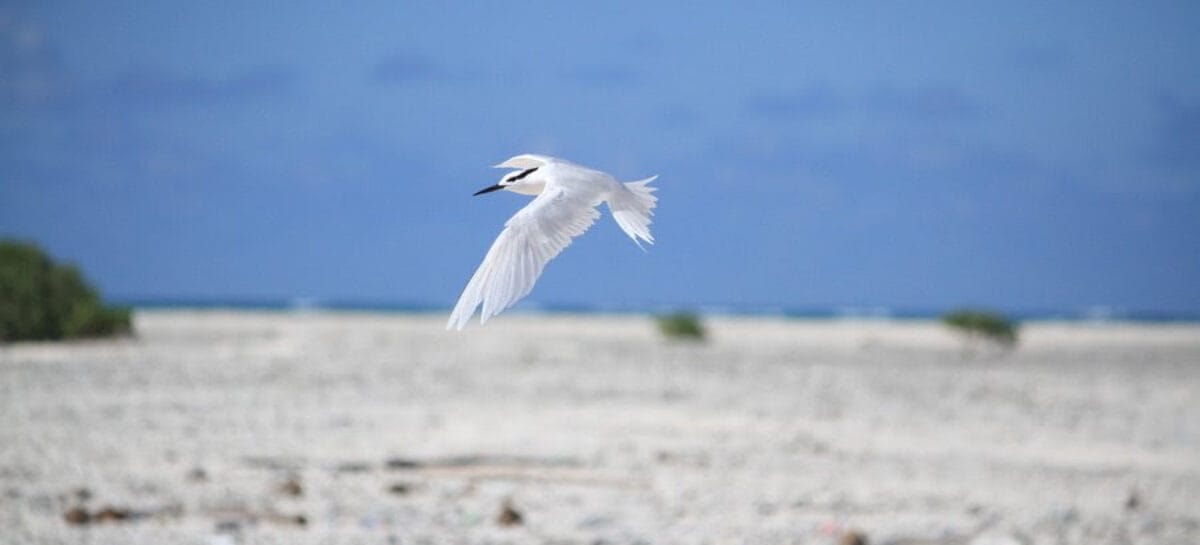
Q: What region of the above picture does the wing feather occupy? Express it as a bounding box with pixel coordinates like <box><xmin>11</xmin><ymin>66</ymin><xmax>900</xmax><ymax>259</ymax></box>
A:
<box><xmin>447</xmin><ymin>187</ymin><xmax>601</xmax><ymax>330</ymax></box>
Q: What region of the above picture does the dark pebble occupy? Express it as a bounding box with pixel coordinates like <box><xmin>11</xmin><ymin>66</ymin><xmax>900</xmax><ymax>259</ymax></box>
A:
<box><xmin>215</xmin><ymin>519</ymin><xmax>241</xmax><ymax>533</ymax></box>
<box><xmin>385</xmin><ymin>458</ymin><xmax>422</xmax><ymax>470</ymax></box>
<box><xmin>387</xmin><ymin>483</ymin><xmax>412</xmax><ymax>496</ymax></box>
<box><xmin>839</xmin><ymin>529</ymin><xmax>869</xmax><ymax>545</ymax></box>
<box><xmin>64</xmin><ymin>507</ymin><xmax>90</xmax><ymax>525</ymax></box>
<box><xmin>496</xmin><ymin>499</ymin><xmax>523</xmax><ymax>527</ymax></box>
<box><xmin>1125</xmin><ymin>490</ymin><xmax>1141</xmax><ymax>511</ymax></box>
<box><xmin>278</xmin><ymin>478</ymin><xmax>303</xmax><ymax>497</ymax></box>
<box><xmin>187</xmin><ymin>467</ymin><xmax>208</xmax><ymax>482</ymax></box>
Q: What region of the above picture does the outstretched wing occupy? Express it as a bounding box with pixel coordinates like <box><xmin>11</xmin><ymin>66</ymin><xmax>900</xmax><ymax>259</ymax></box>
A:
<box><xmin>447</xmin><ymin>186</ymin><xmax>600</xmax><ymax>330</ymax></box>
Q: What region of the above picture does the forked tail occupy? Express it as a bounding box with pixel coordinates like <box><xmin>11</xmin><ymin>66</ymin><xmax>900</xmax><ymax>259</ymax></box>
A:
<box><xmin>607</xmin><ymin>175</ymin><xmax>658</xmax><ymax>250</ymax></box>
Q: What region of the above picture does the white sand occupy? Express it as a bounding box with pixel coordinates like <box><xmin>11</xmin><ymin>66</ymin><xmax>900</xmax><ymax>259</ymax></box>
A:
<box><xmin>1</xmin><ymin>311</ymin><xmax>1198</xmax><ymax>544</ymax></box>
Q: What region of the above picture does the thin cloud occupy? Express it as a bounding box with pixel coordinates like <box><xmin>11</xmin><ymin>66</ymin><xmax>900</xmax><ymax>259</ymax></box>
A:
<box><xmin>0</xmin><ymin>13</ymin><xmax>72</xmax><ymax>107</ymax></box>
<box><xmin>2</xmin><ymin>12</ymin><xmax>297</xmax><ymax>111</ymax></box>
<box><xmin>371</xmin><ymin>53</ymin><xmax>443</xmax><ymax>85</ymax></box>
<box><xmin>1148</xmin><ymin>95</ymin><xmax>1200</xmax><ymax>169</ymax></box>
<box><xmin>742</xmin><ymin>86</ymin><xmax>844</xmax><ymax>121</ymax></box>
<box><xmin>106</xmin><ymin>64</ymin><xmax>298</xmax><ymax>107</ymax></box>
<box><xmin>561</xmin><ymin>64</ymin><xmax>640</xmax><ymax>87</ymax></box>
<box><xmin>864</xmin><ymin>85</ymin><xmax>982</xmax><ymax>122</ymax></box>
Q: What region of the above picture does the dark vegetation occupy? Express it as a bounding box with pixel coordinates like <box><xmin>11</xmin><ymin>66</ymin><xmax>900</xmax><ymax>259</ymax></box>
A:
<box><xmin>941</xmin><ymin>308</ymin><xmax>1019</xmax><ymax>349</ymax></box>
<box><xmin>0</xmin><ymin>239</ymin><xmax>132</xmax><ymax>342</ymax></box>
<box><xmin>656</xmin><ymin>311</ymin><xmax>706</xmax><ymax>341</ymax></box>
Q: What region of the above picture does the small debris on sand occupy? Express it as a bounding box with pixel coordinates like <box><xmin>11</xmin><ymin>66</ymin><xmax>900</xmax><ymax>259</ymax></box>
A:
<box><xmin>63</xmin><ymin>505</ymin><xmax>139</xmax><ymax>525</ymax></box>
<box><xmin>278</xmin><ymin>477</ymin><xmax>303</xmax><ymax>497</ymax></box>
<box><xmin>496</xmin><ymin>498</ymin><xmax>523</xmax><ymax>527</ymax></box>
<box><xmin>1125</xmin><ymin>489</ymin><xmax>1141</xmax><ymax>511</ymax></box>
<box><xmin>386</xmin><ymin>483</ymin><xmax>412</xmax><ymax>496</ymax></box>
<box><xmin>839</xmin><ymin>529</ymin><xmax>869</xmax><ymax>545</ymax></box>
<box><xmin>384</xmin><ymin>458</ymin><xmax>422</xmax><ymax>470</ymax></box>
<box><xmin>212</xmin><ymin>510</ymin><xmax>307</xmax><ymax>529</ymax></box>
<box><xmin>63</xmin><ymin>506</ymin><xmax>89</xmax><ymax>525</ymax></box>
<box><xmin>93</xmin><ymin>506</ymin><xmax>133</xmax><ymax>523</ymax></box>
<box><xmin>277</xmin><ymin>513</ymin><xmax>307</xmax><ymax>527</ymax></box>
<box><xmin>214</xmin><ymin>519</ymin><xmax>241</xmax><ymax>534</ymax></box>
<box><xmin>334</xmin><ymin>461</ymin><xmax>372</xmax><ymax>473</ymax></box>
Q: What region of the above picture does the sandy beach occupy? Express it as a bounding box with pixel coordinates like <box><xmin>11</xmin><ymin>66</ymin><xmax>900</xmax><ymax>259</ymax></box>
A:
<box><xmin>1</xmin><ymin>310</ymin><xmax>1198</xmax><ymax>544</ymax></box>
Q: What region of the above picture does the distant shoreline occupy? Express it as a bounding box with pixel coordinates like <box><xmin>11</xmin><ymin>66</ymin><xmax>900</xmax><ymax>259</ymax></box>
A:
<box><xmin>116</xmin><ymin>298</ymin><xmax>1200</xmax><ymax>324</ymax></box>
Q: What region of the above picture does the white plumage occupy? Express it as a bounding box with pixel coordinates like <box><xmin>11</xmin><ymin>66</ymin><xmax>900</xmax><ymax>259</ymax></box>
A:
<box><xmin>447</xmin><ymin>154</ymin><xmax>658</xmax><ymax>330</ymax></box>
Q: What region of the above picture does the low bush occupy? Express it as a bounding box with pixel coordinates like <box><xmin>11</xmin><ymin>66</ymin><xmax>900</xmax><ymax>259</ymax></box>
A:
<box><xmin>941</xmin><ymin>308</ymin><xmax>1018</xmax><ymax>348</ymax></box>
<box><xmin>656</xmin><ymin>312</ymin><xmax>706</xmax><ymax>341</ymax></box>
<box><xmin>0</xmin><ymin>240</ymin><xmax>132</xmax><ymax>342</ymax></box>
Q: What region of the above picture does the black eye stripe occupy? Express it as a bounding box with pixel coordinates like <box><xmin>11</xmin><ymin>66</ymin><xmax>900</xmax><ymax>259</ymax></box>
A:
<box><xmin>507</xmin><ymin>167</ymin><xmax>538</xmax><ymax>182</ymax></box>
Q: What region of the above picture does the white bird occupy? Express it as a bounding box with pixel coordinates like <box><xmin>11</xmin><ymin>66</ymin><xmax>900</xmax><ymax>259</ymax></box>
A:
<box><xmin>447</xmin><ymin>154</ymin><xmax>658</xmax><ymax>330</ymax></box>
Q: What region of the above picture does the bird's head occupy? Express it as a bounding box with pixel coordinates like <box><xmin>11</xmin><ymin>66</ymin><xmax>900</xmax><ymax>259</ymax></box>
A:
<box><xmin>473</xmin><ymin>154</ymin><xmax>550</xmax><ymax>196</ymax></box>
<box><xmin>473</xmin><ymin>166</ymin><xmax>539</xmax><ymax>196</ymax></box>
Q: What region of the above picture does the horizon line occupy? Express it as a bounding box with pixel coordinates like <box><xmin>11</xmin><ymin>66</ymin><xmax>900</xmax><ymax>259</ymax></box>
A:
<box><xmin>111</xmin><ymin>296</ymin><xmax>1200</xmax><ymax>323</ymax></box>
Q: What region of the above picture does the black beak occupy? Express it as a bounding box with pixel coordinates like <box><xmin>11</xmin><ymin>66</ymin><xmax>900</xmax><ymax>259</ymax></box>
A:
<box><xmin>473</xmin><ymin>184</ymin><xmax>504</xmax><ymax>196</ymax></box>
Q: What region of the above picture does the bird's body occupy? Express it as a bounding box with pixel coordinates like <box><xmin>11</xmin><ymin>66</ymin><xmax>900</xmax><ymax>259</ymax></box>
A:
<box><xmin>447</xmin><ymin>154</ymin><xmax>657</xmax><ymax>330</ymax></box>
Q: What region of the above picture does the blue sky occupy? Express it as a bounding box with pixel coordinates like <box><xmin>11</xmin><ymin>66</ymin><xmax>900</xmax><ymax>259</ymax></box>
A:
<box><xmin>2</xmin><ymin>1</ymin><xmax>1198</xmax><ymax>313</ymax></box>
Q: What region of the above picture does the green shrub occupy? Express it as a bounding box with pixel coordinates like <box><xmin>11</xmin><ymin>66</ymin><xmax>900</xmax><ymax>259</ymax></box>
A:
<box><xmin>656</xmin><ymin>312</ymin><xmax>706</xmax><ymax>341</ymax></box>
<box><xmin>941</xmin><ymin>308</ymin><xmax>1018</xmax><ymax>347</ymax></box>
<box><xmin>63</xmin><ymin>303</ymin><xmax>132</xmax><ymax>339</ymax></box>
<box><xmin>0</xmin><ymin>240</ymin><xmax>132</xmax><ymax>342</ymax></box>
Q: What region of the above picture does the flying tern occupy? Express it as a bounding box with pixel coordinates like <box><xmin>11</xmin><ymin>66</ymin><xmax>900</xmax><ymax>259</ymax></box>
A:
<box><xmin>447</xmin><ymin>154</ymin><xmax>658</xmax><ymax>330</ymax></box>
